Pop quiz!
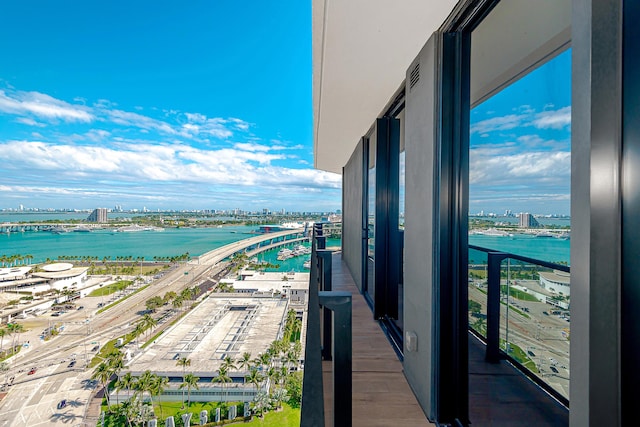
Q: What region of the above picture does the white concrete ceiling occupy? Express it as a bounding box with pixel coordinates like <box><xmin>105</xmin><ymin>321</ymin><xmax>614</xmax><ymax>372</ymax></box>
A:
<box><xmin>313</xmin><ymin>0</ymin><xmax>458</xmax><ymax>173</ymax></box>
<box><xmin>313</xmin><ymin>0</ymin><xmax>571</xmax><ymax>174</ymax></box>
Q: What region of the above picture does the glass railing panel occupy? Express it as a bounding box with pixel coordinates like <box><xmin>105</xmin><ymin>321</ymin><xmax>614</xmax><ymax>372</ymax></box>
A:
<box><xmin>468</xmin><ymin>247</ymin><xmax>489</xmax><ymax>339</ymax></box>
<box><xmin>499</xmin><ymin>256</ymin><xmax>570</xmax><ymax>401</ymax></box>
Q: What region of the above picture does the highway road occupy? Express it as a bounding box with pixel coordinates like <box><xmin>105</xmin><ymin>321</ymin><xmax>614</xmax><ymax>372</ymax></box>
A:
<box><xmin>0</xmin><ymin>229</ymin><xmax>306</xmax><ymax>425</ymax></box>
<box><xmin>0</xmin><ymin>261</ymin><xmax>214</xmax><ymax>427</ymax></box>
<box><xmin>468</xmin><ymin>283</ymin><xmax>570</xmax><ymax>399</ymax></box>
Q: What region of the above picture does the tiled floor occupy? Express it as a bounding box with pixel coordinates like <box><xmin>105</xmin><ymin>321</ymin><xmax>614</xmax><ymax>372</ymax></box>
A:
<box><xmin>322</xmin><ymin>253</ymin><xmax>569</xmax><ymax>426</ymax></box>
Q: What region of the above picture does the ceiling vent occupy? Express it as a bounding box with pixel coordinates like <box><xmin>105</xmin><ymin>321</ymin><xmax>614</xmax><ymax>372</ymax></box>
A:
<box><xmin>409</xmin><ymin>62</ymin><xmax>420</xmax><ymax>91</ymax></box>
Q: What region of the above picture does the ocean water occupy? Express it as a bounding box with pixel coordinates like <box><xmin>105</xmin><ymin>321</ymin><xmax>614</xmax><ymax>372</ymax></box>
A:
<box><xmin>0</xmin><ymin>226</ymin><xmax>258</xmax><ymax>263</ymax></box>
<box><xmin>469</xmin><ymin>234</ymin><xmax>570</xmax><ymax>264</ymax></box>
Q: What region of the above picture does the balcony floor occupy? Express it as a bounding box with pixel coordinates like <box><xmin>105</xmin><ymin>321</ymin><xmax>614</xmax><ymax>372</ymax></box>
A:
<box><xmin>323</xmin><ymin>253</ymin><xmax>568</xmax><ymax>426</ymax></box>
<box><xmin>323</xmin><ymin>254</ymin><xmax>435</xmax><ymax>427</ymax></box>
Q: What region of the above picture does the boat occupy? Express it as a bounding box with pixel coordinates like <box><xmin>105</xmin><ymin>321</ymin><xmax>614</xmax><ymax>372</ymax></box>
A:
<box><xmin>535</xmin><ymin>231</ymin><xmax>554</xmax><ymax>238</ymax></box>
<box><xmin>117</xmin><ymin>224</ymin><xmax>164</xmax><ymax>232</ymax></box>
<box><xmin>280</xmin><ymin>222</ymin><xmax>305</xmax><ymax>229</ymax></box>
<box><xmin>303</xmin><ymin>260</ymin><xmax>311</xmax><ymax>269</ymax></box>
<box><xmin>277</xmin><ymin>248</ymin><xmax>293</xmax><ymax>261</ymax></box>
<box><xmin>50</xmin><ymin>226</ymin><xmax>69</xmax><ymax>234</ymax></box>
<box><xmin>480</xmin><ymin>228</ymin><xmax>510</xmax><ymax>237</ymax></box>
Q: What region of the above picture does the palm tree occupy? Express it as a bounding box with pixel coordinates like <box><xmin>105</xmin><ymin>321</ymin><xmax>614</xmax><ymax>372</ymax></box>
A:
<box><xmin>222</xmin><ymin>355</ymin><xmax>237</xmax><ymax>372</ymax></box>
<box><xmin>132</xmin><ymin>322</ymin><xmax>145</xmax><ymax>348</ymax></box>
<box><xmin>92</xmin><ymin>362</ymin><xmax>113</xmax><ymax>409</ymax></box>
<box><xmin>7</xmin><ymin>323</ymin><xmax>24</xmax><ymax>354</ymax></box>
<box><xmin>116</xmin><ymin>372</ymin><xmax>136</xmax><ymax>403</ymax></box>
<box><xmin>150</xmin><ymin>374</ymin><xmax>169</xmax><ymax>419</ymax></box>
<box><xmin>180</xmin><ymin>373</ymin><xmax>200</xmax><ymax>407</ymax></box>
<box><xmin>212</xmin><ymin>365</ymin><xmax>232</xmax><ymax>404</ymax></box>
<box><xmin>176</xmin><ymin>357</ymin><xmax>191</xmax><ymax>409</ymax></box>
<box><xmin>116</xmin><ymin>398</ymin><xmax>136</xmax><ymax>427</ymax></box>
<box><xmin>245</xmin><ymin>368</ymin><xmax>263</xmax><ymax>401</ymax></box>
<box><xmin>255</xmin><ymin>352</ymin><xmax>271</xmax><ymax>372</ymax></box>
<box><xmin>279</xmin><ymin>365</ymin><xmax>289</xmax><ymax>387</ymax></box>
<box><xmin>180</xmin><ymin>287</ymin><xmax>193</xmax><ymax>309</ymax></box>
<box><xmin>134</xmin><ymin>370</ymin><xmax>155</xmax><ymax>404</ymax></box>
<box><xmin>107</xmin><ymin>351</ymin><xmax>125</xmax><ymax>405</ymax></box>
<box><xmin>238</xmin><ymin>352</ymin><xmax>252</xmax><ymax>373</ymax></box>
<box><xmin>0</xmin><ymin>328</ymin><xmax>6</xmax><ymax>351</ymax></box>
<box><xmin>172</xmin><ymin>296</ymin><xmax>184</xmax><ymax>312</ymax></box>
<box><xmin>266</xmin><ymin>366</ymin><xmax>278</xmax><ymax>391</ymax></box>
<box><xmin>139</xmin><ymin>314</ymin><xmax>157</xmax><ymax>340</ymax></box>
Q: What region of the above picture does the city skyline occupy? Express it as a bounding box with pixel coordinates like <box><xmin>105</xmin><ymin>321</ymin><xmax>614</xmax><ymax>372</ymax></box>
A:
<box><xmin>0</xmin><ymin>1</ymin><xmax>341</xmax><ymax>212</ymax></box>
<box><xmin>0</xmin><ymin>2</ymin><xmax>571</xmax><ymax>215</ymax></box>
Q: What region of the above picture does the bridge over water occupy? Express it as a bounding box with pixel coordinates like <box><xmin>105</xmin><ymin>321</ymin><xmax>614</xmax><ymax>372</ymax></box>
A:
<box><xmin>194</xmin><ymin>228</ymin><xmax>308</xmax><ymax>265</ymax></box>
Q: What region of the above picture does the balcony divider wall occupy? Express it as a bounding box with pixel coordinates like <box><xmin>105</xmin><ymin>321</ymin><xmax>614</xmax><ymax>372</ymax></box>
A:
<box><xmin>403</xmin><ymin>33</ymin><xmax>439</xmax><ymax>421</ymax></box>
<box><xmin>342</xmin><ymin>138</ymin><xmax>365</xmax><ymax>292</ymax></box>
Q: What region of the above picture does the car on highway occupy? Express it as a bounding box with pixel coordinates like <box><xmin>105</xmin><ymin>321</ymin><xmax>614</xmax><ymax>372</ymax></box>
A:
<box><xmin>550</xmin><ymin>366</ymin><xmax>559</xmax><ymax>374</ymax></box>
<box><xmin>28</xmin><ymin>367</ymin><xmax>37</xmax><ymax>375</ymax></box>
<box><xmin>67</xmin><ymin>360</ymin><xmax>76</xmax><ymax>368</ymax></box>
<box><xmin>527</xmin><ymin>350</ymin><xmax>536</xmax><ymax>357</ymax></box>
<box><xmin>91</xmin><ymin>345</ymin><xmax>100</xmax><ymax>352</ymax></box>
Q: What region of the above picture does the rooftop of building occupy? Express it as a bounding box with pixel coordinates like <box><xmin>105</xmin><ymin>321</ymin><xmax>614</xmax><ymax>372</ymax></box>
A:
<box><xmin>32</xmin><ymin>266</ymin><xmax>88</xmax><ymax>279</ymax></box>
<box><xmin>127</xmin><ymin>295</ymin><xmax>289</xmax><ymax>377</ymax></box>
<box><xmin>539</xmin><ymin>270</ymin><xmax>571</xmax><ymax>284</ymax></box>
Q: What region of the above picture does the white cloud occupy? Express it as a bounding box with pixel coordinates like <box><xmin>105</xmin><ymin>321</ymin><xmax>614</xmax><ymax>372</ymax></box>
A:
<box><xmin>532</xmin><ymin>106</ymin><xmax>571</xmax><ymax>129</ymax></box>
<box><xmin>15</xmin><ymin>117</ymin><xmax>46</xmax><ymax>127</ymax></box>
<box><xmin>471</xmin><ymin>105</ymin><xmax>571</xmax><ymax>134</ymax></box>
<box><xmin>0</xmin><ymin>140</ymin><xmax>340</xmax><ymax>191</ymax></box>
<box><xmin>1</xmin><ymin>87</ymin><xmax>251</xmax><ymax>142</ymax></box>
<box><xmin>471</xmin><ymin>114</ymin><xmax>525</xmax><ymax>134</ymax></box>
<box><xmin>470</xmin><ymin>148</ymin><xmax>570</xmax><ymax>186</ymax></box>
<box><xmin>234</xmin><ymin>142</ymin><xmax>272</xmax><ymax>152</ymax></box>
<box><xmin>0</xmin><ymin>90</ymin><xmax>94</xmax><ymax>122</ymax></box>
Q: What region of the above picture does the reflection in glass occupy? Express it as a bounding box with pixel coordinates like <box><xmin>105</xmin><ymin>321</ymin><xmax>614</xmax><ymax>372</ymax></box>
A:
<box><xmin>367</xmin><ymin>135</ymin><xmax>376</xmax><ymax>300</ymax></box>
<box><xmin>468</xmin><ymin>46</ymin><xmax>571</xmax><ymax>399</ymax></box>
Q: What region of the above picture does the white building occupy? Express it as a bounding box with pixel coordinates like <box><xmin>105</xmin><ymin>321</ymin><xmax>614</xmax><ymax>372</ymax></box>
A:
<box><xmin>539</xmin><ymin>270</ymin><xmax>571</xmax><ymax>296</ymax></box>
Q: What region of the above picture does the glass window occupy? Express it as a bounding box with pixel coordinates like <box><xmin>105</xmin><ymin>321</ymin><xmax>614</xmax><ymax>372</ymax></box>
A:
<box><xmin>394</xmin><ymin>109</ymin><xmax>405</xmax><ymax>333</ymax></box>
<box><xmin>468</xmin><ymin>45</ymin><xmax>571</xmax><ymax>400</ymax></box>
<box><xmin>367</xmin><ymin>131</ymin><xmax>376</xmax><ymax>301</ymax></box>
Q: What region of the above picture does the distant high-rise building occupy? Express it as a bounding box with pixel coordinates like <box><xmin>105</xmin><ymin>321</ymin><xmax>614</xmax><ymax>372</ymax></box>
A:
<box><xmin>87</xmin><ymin>208</ymin><xmax>108</xmax><ymax>223</ymax></box>
<box><xmin>518</xmin><ymin>212</ymin><xmax>539</xmax><ymax>228</ymax></box>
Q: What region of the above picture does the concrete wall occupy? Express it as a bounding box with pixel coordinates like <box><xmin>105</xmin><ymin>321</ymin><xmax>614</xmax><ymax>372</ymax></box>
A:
<box><xmin>403</xmin><ymin>34</ymin><xmax>437</xmax><ymax>420</ymax></box>
<box><xmin>342</xmin><ymin>139</ymin><xmax>364</xmax><ymax>291</ymax></box>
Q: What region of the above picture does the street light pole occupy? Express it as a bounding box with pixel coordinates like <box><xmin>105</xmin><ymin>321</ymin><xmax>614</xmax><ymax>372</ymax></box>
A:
<box><xmin>505</xmin><ymin>259</ymin><xmax>510</xmax><ymax>353</ymax></box>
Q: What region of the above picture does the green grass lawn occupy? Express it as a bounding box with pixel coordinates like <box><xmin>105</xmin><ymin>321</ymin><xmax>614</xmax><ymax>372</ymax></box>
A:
<box><xmin>503</xmin><ymin>340</ymin><xmax>539</xmax><ymax>373</ymax></box>
<box><xmin>101</xmin><ymin>400</ymin><xmax>300</xmax><ymax>427</ymax></box>
<box><xmin>500</xmin><ymin>285</ymin><xmax>539</xmax><ymax>302</ymax></box>
<box><xmin>88</xmin><ymin>280</ymin><xmax>133</xmax><ymax>297</ymax></box>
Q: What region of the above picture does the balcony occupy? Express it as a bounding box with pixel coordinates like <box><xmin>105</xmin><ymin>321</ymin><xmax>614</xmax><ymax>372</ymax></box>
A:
<box><xmin>302</xmin><ymin>225</ymin><xmax>568</xmax><ymax>426</ymax></box>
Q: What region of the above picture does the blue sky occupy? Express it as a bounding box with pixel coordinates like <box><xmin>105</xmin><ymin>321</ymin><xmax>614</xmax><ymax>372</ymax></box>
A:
<box><xmin>469</xmin><ymin>49</ymin><xmax>572</xmax><ymax>216</ymax></box>
<box><xmin>0</xmin><ymin>0</ymin><xmax>341</xmax><ymax>212</ymax></box>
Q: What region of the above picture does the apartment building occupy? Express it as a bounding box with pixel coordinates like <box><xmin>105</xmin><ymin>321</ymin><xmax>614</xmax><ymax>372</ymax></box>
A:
<box><xmin>311</xmin><ymin>0</ymin><xmax>636</xmax><ymax>426</ymax></box>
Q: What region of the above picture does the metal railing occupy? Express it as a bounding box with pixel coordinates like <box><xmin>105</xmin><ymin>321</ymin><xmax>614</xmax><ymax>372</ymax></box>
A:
<box><xmin>469</xmin><ymin>245</ymin><xmax>570</xmax><ymax>406</ymax></box>
<box><xmin>301</xmin><ymin>223</ymin><xmax>352</xmax><ymax>427</ymax></box>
